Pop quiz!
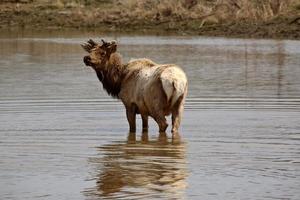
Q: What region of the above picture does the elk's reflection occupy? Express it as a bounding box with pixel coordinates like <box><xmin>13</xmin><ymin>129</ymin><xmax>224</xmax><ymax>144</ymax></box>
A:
<box><xmin>85</xmin><ymin>132</ymin><xmax>187</xmax><ymax>199</ymax></box>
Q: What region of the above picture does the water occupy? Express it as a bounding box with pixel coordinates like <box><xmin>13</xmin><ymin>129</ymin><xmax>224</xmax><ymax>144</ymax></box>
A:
<box><xmin>0</xmin><ymin>30</ymin><xmax>300</xmax><ymax>200</ymax></box>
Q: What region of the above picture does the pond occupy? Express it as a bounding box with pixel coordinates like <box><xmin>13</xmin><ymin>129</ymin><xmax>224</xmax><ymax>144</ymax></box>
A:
<box><xmin>0</xmin><ymin>30</ymin><xmax>300</xmax><ymax>199</ymax></box>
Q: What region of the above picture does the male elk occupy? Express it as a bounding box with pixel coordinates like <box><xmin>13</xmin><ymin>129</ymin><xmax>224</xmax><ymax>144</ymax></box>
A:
<box><xmin>82</xmin><ymin>39</ymin><xmax>188</xmax><ymax>134</ymax></box>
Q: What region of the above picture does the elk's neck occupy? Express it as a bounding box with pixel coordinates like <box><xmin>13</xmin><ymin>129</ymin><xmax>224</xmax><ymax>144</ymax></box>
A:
<box><xmin>95</xmin><ymin>53</ymin><xmax>125</xmax><ymax>98</ymax></box>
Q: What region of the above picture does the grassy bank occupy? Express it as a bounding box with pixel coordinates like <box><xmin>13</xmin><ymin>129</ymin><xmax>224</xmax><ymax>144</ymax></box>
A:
<box><xmin>1</xmin><ymin>0</ymin><xmax>299</xmax><ymax>39</ymax></box>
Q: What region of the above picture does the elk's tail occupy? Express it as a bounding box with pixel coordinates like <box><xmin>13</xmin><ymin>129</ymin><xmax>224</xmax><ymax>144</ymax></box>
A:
<box><xmin>160</xmin><ymin>66</ymin><xmax>188</xmax><ymax>107</ymax></box>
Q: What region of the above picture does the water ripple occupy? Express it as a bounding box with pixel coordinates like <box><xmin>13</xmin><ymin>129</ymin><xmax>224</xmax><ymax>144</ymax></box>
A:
<box><xmin>0</xmin><ymin>97</ymin><xmax>299</xmax><ymax>113</ymax></box>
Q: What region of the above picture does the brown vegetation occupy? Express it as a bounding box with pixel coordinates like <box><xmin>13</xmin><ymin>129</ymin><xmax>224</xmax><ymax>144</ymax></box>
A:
<box><xmin>82</xmin><ymin>39</ymin><xmax>188</xmax><ymax>133</ymax></box>
<box><xmin>0</xmin><ymin>0</ymin><xmax>299</xmax><ymax>39</ymax></box>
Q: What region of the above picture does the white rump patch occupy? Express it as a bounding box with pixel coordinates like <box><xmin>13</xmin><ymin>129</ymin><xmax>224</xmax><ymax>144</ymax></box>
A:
<box><xmin>160</xmin><ymin>67</ymin><xmax>187</xmax><ymax>106</ymax></box>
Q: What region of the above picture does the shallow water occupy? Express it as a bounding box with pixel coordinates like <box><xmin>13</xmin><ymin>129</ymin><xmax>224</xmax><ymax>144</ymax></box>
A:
<box><xmin>0</xmin><ymin>30</ymin><xmax>300</xmax><ymax>200</ymax></box>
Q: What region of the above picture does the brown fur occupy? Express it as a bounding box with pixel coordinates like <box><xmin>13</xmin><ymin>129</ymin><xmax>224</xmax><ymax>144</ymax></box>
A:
<box><xmin>82</xmin><ymin>39</ymin><xmax>188</xmax><ymax>134</ymax></box>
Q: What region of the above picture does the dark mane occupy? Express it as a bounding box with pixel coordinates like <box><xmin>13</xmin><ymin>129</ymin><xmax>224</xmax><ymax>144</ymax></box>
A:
<box><xmin>95</xmin><ymin>53</ymin><xmax>125</xmax><ymax>98</ymax></box>
<box><xmin>98</xmin><ymin>68</ymin><xmax>123</xmax><ymax>98</ymax></box>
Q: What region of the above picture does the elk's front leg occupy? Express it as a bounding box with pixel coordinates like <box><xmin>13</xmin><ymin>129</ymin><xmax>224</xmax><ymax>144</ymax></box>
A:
<box><xmin>126</xmin><ymin>107</ymin><xmax>136</xmax><ymax>133</ymax></box>
<box><xmin>141</xmin><ymin>114</ymin><xmax>148</xmax><ymax>132</ymax></box>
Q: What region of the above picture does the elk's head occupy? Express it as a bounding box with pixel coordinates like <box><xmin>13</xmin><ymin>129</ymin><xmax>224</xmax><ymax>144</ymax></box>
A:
<box><xmin>82</xmin><ymin>39</ymin><xmax>117</xmax><ymax>71</ymax></box>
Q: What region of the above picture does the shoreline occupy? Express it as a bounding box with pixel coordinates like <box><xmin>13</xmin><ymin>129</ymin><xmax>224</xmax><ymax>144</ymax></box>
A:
<box><xmin>1</xmin><ymin>23</ymin><xmax>299</xmax><ymax>41</ymax></box>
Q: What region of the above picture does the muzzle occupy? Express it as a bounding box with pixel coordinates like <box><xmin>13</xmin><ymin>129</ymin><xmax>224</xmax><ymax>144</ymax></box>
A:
<box><xmin>83</xmin><ymin>56</ymin><xmax>91</xmax><ymax>66</ymax></box>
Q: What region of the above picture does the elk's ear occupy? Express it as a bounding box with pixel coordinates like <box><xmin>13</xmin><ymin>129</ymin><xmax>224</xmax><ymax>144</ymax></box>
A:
<box><xmin>100</xmin><ymin>39</ymin><xmax>117</xmax><ymax>54</ymax></box>
<box><xmin>81</xmin><ymin>39</ymin><xmax>98</xmax><ymax>53</ymax></box>
<box><xmin>101</xmin><ymin>39</ymin><xmax>109</xmax><ymax>47</ymax></box>
<box><xmin>107</xmin><ymin>40</ymin><xmax>117</xmax><ymax>54</ymax></box>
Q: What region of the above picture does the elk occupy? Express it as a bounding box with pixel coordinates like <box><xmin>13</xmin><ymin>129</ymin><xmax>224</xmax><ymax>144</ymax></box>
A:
<box><xmin>82</xmin><ymin>39</ymin><xmax>188</xmax><ymax>134</ymax></box>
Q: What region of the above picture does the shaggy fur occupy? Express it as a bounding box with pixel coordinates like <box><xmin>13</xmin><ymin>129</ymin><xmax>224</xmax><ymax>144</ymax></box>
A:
<box><xmin>82</xmin><ymin>39</ymin><xmax>188</xmax><ymax>134</ymax></box>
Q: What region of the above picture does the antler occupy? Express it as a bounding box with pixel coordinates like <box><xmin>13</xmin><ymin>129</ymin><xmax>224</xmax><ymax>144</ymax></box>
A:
<box><xmin>81</xmin><ymin>39</ymin><xmax>98</xmax><ymax>53</ymax></box>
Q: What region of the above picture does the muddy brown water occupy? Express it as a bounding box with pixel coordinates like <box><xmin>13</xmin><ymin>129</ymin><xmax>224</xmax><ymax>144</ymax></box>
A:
<box><xmin>0</xmin><ymin>30</ymin><xmax>300</xmax><ymax>200</ymax></box>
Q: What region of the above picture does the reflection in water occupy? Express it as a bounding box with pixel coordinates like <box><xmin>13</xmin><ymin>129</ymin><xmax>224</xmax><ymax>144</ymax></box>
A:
<box><xmin>244</xmin><ymin>43</ymin><xmax>249</xmax><ymax>95</ymax></box>
<box><xmin>84</xmin><ymin>132</ymin><xmax>187</xmax><ymax>199</ymax></box>
<box><xmin>276</xmin><ymin>41</ymin><xmax>285</xmax><ymax>96</ymax></box>
<box><xmin>244</xmin><ymin>41</ymin><xmax>286</xmax><ymax>98</ymax></box>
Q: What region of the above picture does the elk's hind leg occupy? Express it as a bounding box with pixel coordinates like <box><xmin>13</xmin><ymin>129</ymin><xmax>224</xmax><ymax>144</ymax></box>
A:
<box><xmin>171</xmin><ymin>96</ymin><xmax>185</xmax><ymax>133</ymax></box>
<box><xmin>153</xmin><ymin>113</ymin><xmax>168</xmax><ymax>133</ymax></box>
<box><xmin>146</xmin><ymin>87</ymin><xmax>168</xmax><ymax>133</ymax></box>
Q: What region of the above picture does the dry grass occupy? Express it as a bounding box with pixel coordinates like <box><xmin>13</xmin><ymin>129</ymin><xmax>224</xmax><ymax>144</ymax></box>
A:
<box><xmin>1</xmin><ymin>0</ymin><xmax>299</xmax><ymax>38</ymax></box>
<box><xmin>107</xmin><ymin>0</ymin><xmax>300</xmax><ymax>24</ymax></box>
<box><xmin>7</xmin><ymin>0</ymin><xmax>298</xmax><ymax>24</ymax></box>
